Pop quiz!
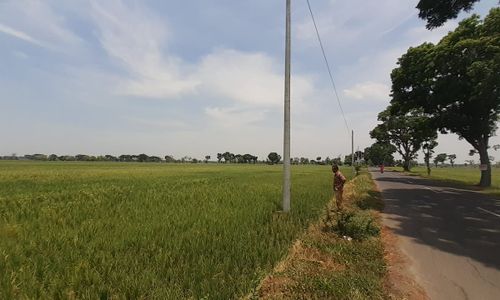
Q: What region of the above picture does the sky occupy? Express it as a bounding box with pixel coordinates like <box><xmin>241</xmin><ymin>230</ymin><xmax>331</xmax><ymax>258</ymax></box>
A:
<box><xmin>0</xmin><ymin>0</ymin><xmax>498</xmax><ymax>163</ymax></box>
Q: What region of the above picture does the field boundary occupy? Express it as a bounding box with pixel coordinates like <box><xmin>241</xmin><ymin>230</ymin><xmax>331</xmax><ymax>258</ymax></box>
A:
<box><xmin>246</xmin><ymin>171</ymin><xmax>388</xmax><ymax>299</ymax></box>
<box><xmin>389</xmin><ymin>166</ymin><xmax>500</xmax><ymax>197</ymax></box>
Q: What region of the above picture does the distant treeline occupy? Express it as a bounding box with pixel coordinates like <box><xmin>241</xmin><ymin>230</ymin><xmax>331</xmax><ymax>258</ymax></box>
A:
<box><xmin>0</xmin><ymin>152</ymin><xmax>364</xmax><ymax>165</ymax></box>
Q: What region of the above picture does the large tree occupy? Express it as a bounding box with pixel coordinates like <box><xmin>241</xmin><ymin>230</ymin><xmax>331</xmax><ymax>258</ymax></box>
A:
<box><xmin>448</xmin><ymin>154</ymin><xmax>457</xmax><ymax>167</ymax></box>
<box><xmin>391</xmin><ymin>9</ymin><xmax>500</xmax><ymax>186</ymax></box>
<box><xmin>434</xmin><ymin>153</ymin><xmax>448</xmax><ymax>167</ymax></box>
<box><xmin>371</xmin><ymin>107</ymin><xmax>437</xmax><ymax>171</ymax></box>
<box><xmin>267</xmin><ymin>152</ymin><xmax>281</xmax><ymax>165</ymax></box>
<box><xmin>416</xmin><ymin>0</ymin><xmax>481</xmax><ymax>29</ymax></box>
<box><xmin>364</xmin><ymin>142</ymin><xmax>397</xmax><ymax>166</ymax></box>
<box><xmin>422</xmin><ymin>138</ymin><xmax>438</xmax><ymax>175</ymax></box>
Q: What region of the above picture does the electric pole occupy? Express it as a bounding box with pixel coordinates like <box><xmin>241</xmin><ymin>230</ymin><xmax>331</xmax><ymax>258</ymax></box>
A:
<box><xmin>351</xmin><ymin>130</ymin><xmax>355</xmax><ymax>176</ymax></box>
<box><xmin>283</xmin><ymin>0</ymin><xmax>291</xmax><ymax>212</ymax></box>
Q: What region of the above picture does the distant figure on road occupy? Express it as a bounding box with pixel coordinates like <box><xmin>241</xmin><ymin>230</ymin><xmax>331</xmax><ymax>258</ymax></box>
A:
<box><xmin>380</xmin><ymin>164</ymin><xmax>384</xmax><ymax>174</ymax></box>
<box><xmin>332</xmin><ymin>164</ymin><xmax>346</xmax><ymax>211</ymax></box>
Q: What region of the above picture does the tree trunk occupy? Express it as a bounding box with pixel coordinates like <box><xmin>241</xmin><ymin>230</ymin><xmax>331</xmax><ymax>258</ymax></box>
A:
<box><xmin>403</xmin><ymin>159</ymin><xmax>410</xmax><ymax>172</ymax></box>
<box><xmin>478</xmin><ymin>144</ymin><xmax>491</xmax><ymax>187</ymax></box>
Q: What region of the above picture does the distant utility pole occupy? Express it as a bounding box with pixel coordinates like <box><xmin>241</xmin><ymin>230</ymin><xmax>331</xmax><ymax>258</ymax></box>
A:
<box><xmin>351</xmin><ymin>130</ymin><xmax>355</xmax><ymax>176</ymax></box>
<box><xmin>283</xmin><ymin>0</ymin><xmax>291</xmax><ymax>212</ymax></box>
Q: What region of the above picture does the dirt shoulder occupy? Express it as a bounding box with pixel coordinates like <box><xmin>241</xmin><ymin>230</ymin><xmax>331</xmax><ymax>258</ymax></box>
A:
<box><xmin>382</xmin><ymin>227</ymin><xmax>428</xmax><ymax>300</ymax></box>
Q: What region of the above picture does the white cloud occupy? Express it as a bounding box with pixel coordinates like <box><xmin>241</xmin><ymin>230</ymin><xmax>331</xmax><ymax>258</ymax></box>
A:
<box><xmin>0</xmin><ymin>1</ymin><xmax>82</xmax><ymax>52</ymax></box>
<box><xmin>204</xmin><ymin>106</ymin><xmax>268</xmax><ymax>127</ymax></box>
<box><xmin>405</xmin><ymin>21</ymin><xmax>457</xmax><ymax>45</ymax></box>
<box><xmin>0</xmin><ymin>23</ymin><xmax>47</xmax><ymax>47</ymax></box>
<box><xmin>196</xmin><ymin>48</ymin><xmax>315</xmax><ymax>109</ymax></box>
<box><xmin>124</xmin><ymin>116</ymin><xmax>189</xmax><ymax>130</ymax></box>
<box><xmin>296</xmin><ymin>0</ymin><xmax>416</xmax><ymax>49</ymax></box>
<box><xmin>89</xmin><ymin>0</ymin><xmax>199</xmax><ymax>99</ymax></box>
<box><xmin>343</xmin><ymin>82</ymin><xmax>390</xmax><ymax>101</ymax></box>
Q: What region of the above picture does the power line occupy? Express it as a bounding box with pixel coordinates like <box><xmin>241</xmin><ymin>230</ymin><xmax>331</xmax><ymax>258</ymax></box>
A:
<box><xmin>306</xmin><ymin>0</ymin><xmax>350</xmax><ymax>133</ymax></box>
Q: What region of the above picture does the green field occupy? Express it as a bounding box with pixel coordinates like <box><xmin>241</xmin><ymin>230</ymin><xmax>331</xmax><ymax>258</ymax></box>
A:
<box><xmin>405</xmin><ymin>166</ymin><xmax>500</xmax><ymax>195</ymax></box>
<box><xmin>0</xmin><ymin>161</ymin><xmax>345</xmax><ymax>299</ymax></box>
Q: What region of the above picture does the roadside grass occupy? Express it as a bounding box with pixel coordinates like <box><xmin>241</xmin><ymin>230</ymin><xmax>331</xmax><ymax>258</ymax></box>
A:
<box><xmin>393</xmin><ymin>166</ymin><xmax>500</xmax><ymax>196</ymax></box>
<box><xmin>254</xmin><ymin>171</ymin><xmax>387</xmax><ymax>300</ymax></box>
<box><xmin>0</xmin><ymin>161</ymin><xmax>350</xmax><ymax>299</ymax></box>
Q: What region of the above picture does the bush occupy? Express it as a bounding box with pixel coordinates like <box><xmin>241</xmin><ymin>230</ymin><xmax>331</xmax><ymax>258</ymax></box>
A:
<box><xmin>335</xmin><ymin>210</ymin><xmax>379</xmax><ymax>240</ymax></box>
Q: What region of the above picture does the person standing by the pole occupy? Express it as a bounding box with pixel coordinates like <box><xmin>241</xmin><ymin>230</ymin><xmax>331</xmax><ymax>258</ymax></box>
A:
<box><xmin>332</xmin><ymin>164</ymin><xmax>346</xmax><ymax>211</ymax></box>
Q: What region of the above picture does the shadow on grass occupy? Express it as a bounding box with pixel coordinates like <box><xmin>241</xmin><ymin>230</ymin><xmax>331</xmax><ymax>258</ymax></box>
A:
<box><xmin>356</xmin><ymin>190</ymin><xmax>384</xmax><ymax>211</ymax></box>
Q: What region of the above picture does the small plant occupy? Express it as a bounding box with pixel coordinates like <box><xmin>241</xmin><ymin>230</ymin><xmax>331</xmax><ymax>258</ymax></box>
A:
<box><xmin>335</xmin><ymin>210</ymin><xmax>379</xmax><ymax>240</ymax></box>
<box><xmin>355</xmin><ymin>165</ymin><xmax>362</xmax><ymax>175</ymax></box>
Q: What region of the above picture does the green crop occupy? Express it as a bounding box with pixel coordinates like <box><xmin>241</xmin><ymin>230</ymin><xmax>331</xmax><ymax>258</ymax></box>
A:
<box><xmin>0</xmin><ymin>161</ymin><xmax>347</xmax><ymax>299</ymax></box>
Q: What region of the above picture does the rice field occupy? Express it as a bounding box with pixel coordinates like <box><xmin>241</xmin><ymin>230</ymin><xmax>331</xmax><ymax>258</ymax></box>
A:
<box><xmin>0</xmin><ymin>161</ymin><xmax>345</xmax><ymax>299</ymax></box>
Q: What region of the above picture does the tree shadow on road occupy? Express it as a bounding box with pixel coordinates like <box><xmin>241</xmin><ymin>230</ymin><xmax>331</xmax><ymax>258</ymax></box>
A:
<box><xmin>375</xmin><ymin>175</ymin><xmax>500</xmax><ymax>270</ymax></box>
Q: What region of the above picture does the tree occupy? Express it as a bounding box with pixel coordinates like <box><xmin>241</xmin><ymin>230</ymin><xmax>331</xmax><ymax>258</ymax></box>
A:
<box><xmin>331</xmin><ymin>156</ymin><xmax>342</xmax><ymax>166</ymax></box>
<box><xmin>416</xmin><ymin>0</ymin><xmax>481</xmax><ymax>29</ymax></box>
<box><xmin>205</xmin><ymin>155</ymin><xmax>211</xmax><ymax>163</ymax></box>
<box><xmin>181</xmin><ymin>156</ymin><xmax>191</xmax><ymax>163</ymax></box>
<box><xmin>48</xmin><ymin>154</ymin><xmax>58</xmax><ymax>161</ymax></box>
<box><xmin>119</xmin><ymin>155</ymin><xmax>132</xmax><ymax>162</ymax></box>
<box><xmin>222</xmin><ymin>152</ymin><xmax>232</xmax><ymax>163</ymax></box>
<box><xmin>371</xmin><ymin>107</ymin><xmax>437</xmax><ymax>171</ymax></box>
<box><xmin>391</xmin><ymin>9</ymin><xmax>500</xmax><ymax>185</ymax></box>
<box><xmin>242</xmin><ymin>154</ymin><xmax>255</xmax><ymax>163</ymax></box>
<box><xmin>316</xmin><ymin>156</ymin><xmax>322</xmax><ymax>163</ymax></box>
<box><xmin>434</xmin><ymin>153</ymin><xmax>448</xmax><ymax>167</ymax></box>
<box><xmin>343</xmin><ymin>154</ymin><xmax>353</xmax><ymax>166</ymax></box>
<box><xmin>365</xmin><ymin>142</ymin><xmax>397</xmax><ymax>166</ymax></box>
<box><xmin>216</xmin><ymin>153</ymin><xmax>222</xmax><ymax>163</ymax></box>
<box><xmin>75</xmin><ymin>154</ymin><xmax>90</xmax><ymax>161</ymax></box>
<box><xmin>105</xmin><ymin>155</ymin><xmax>118</xmax><ymax>162</ymax></box>
<box><xmin>448</xmin><ymin>154</ymin><xmax>457</xmax><ymax>167</ymax></box>
<box><xmin>149</xmin><ymin>156</ymin><xmax>162</xmax><ymax>163</ymax></box>
<box><xmin>267</xmin><ymin>152</ymin><xmax>281</xmax><ymax>165</ymax></box>
<box><xmin>234</xmin><ymin>154</ymin><xmax>244</xmax><ymax>164</ymax></box>
<box><xmin>422</xmin><ymin>139</ymin><xmax>438</xmax><ymax>175</ymax></box>
<box><xmin>300</xmin><ymin>157</ymin><xmax>310</xmax><ymax>164</ymax></box>
<box><xmin>137</xmin><ymin>154</ymin><xmax>149</xmax><ymax>162</ymax></box>
<box><xmin>164</xmin><ymin>155</ymin><xmax>175</xmax><ymax>163</ymax></box>
<box><xmin>466</xmin><ymin>159</ymin><xmax>476</xmax><ymax>166</ymax></box>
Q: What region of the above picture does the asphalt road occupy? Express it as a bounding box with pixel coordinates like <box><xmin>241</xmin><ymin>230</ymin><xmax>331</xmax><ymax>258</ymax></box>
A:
<box><xmin>372</xmin><ymin>169</ymin><xmax>500</xmax><ymax>300</ymax></box>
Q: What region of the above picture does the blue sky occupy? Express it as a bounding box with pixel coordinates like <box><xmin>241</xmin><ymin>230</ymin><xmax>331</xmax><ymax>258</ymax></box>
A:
<box><xmin>0</xmin><ymin>0</ymin><xmax>498</xmax><ymax>163</ymax></box>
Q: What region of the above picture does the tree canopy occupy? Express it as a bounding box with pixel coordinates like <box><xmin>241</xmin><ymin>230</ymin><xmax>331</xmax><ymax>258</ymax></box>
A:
<box><xmin>267</xmin><ymin>152</ymin><xmax>281</xmax><ymax>164</ymax></box>
<box><xmin>417</xmin><ymin>0</ymin><xmax>481</xmax><ymax>29</ymax></box>
<box><xmin>364</xmin><ymin>143</ymin><xmax>397</xmax><ymax>166</ymax></box>
<box><xmin>391</xmin><ymin>8</ymin><xmax>500</xmax><ymax>185</ymax></box>
<box><xmin>370</xmin><ymin>107</ymin><xmax>437</xmax><ymax>171</ymax></box>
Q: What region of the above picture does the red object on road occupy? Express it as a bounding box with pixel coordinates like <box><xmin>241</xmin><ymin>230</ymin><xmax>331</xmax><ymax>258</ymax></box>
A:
<box><xmin>380</xmin><ymin>164</ymin><xmax>384</xmax><ymax>173</ymax></box>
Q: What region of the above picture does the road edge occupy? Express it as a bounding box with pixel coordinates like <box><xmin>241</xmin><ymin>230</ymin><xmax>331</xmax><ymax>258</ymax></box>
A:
<box><xmin>371</xmin><ymin>170</ymin><xmax>429</xmax><ymax>300</ymax></box>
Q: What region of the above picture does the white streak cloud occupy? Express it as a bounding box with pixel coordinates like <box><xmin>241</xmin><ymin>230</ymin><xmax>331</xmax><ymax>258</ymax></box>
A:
<box><xmin>89</xmin><ymin>0</ymin><xmax>199</xmax><ymax>99</ymax></box>
<box><xmin>0</xmin><ymin>23</ymin><xmax>47</xmax><ymax>48</ymax></box>
<box><xmin>205</xmin><ymin>106</ymin><xmax>268</xmax><ymax>127</ymax></box>
<box><xmin>343</xmin><ymin>82</ymin><xmax>390</xmax><ymax>101</ymax></box>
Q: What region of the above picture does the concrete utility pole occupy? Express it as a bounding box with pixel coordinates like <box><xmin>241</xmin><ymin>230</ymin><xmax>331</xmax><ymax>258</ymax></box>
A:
<box><xmin>352</xmin><ymin>130</ymin><xmax>355</xmax><ymax>176</ymax></box>
<box><xmin>283</xmin><ymin>0</ymin><xmax>291</xmax><ymax>212</ymax></box>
